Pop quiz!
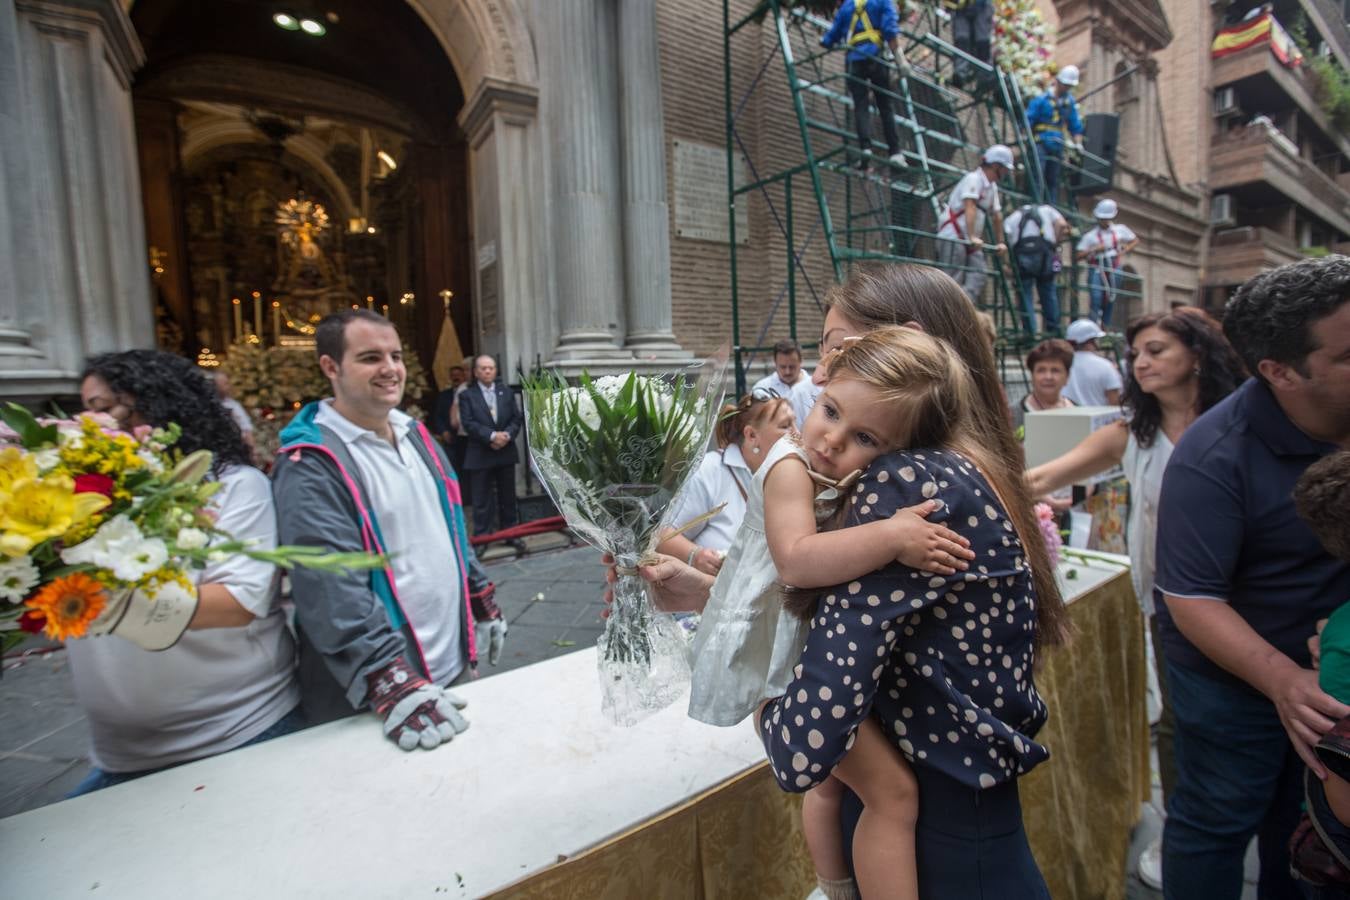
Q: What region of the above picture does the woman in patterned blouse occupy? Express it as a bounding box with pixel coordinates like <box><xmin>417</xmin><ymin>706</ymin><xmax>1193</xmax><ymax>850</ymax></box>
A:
<box><xmin>759</xmin><ymin>266</ymin><xmax>1069</xmax><ymax>898</ymax></box>
<box><xmin>607</xmin><ymin>265</ymin><xmax>1068</xmax><ymax>897</ymax></box>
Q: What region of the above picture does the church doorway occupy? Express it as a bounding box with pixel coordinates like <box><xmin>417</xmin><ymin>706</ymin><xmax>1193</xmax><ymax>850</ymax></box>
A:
<box><xmin>129</xmin><ymin>0</ymin><xmax>474</xmax><ymax>381</ymax></box>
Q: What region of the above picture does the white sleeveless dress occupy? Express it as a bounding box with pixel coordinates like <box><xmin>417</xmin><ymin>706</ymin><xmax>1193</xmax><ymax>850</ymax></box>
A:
<box><xmin>688</xmin><ymin>435</ymin><xmax>846</xmax><ymax>727</ymax></box>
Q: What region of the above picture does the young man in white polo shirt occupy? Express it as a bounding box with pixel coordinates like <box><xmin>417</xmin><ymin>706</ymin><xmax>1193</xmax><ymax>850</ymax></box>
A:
<box><xmin>1062</xmin><ymin>318</ymin><xmax>1123</xmax><ymax>407</ymax></box>
<box><xmin>273</xmin><ymin>310</ymin><xmax>505</xmax><ymax>751</ymax></box>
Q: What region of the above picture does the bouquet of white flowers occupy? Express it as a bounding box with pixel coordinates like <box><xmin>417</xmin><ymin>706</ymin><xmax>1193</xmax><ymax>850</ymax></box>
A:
<box><xmin>524</xmin><ymin>355</ymin><xmax>727</xmax><ymax>725</ymax></box>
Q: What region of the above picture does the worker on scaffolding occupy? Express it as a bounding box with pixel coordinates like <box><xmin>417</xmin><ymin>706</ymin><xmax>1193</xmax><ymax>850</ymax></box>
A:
<box><xmin>941</xmin><ymin>0</ymin><xmax>994</xmax><ymax>89</ymax></box>
<box><xmin>935</xmin><ymin>144</ymin><xmax>1011</xmax><ymax>303</ymax></box>
<box><xmin>820</xmin><ymin>0</ymin><xmax>909</xmax><ymax>173</ymax></box>
<box><xmin>1075</xmin><ymin>198</ymin><xmax>1138</xmax><ymax>327</ymax></box>
<box><xmin>1026</xmin><ymin>65</ymin><xmax>1085</xmax><ymax>204</ymax></box>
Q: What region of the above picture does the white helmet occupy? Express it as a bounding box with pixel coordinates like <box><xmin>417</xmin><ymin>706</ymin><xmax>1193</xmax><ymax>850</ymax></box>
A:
<box><xmin>1093</xmin><ymin>198</ymin><xmax>1119</xmax><ymax>220</ymax></box>
<box><xmin>1056</xmin><ymin>65</ymin><xmax>1080</xmax><ymax>87</ymax></box>
<box><xmin>982</xmin><ymin>144</ymin><xmax>1015</xmax><ymax>169</ymax></box>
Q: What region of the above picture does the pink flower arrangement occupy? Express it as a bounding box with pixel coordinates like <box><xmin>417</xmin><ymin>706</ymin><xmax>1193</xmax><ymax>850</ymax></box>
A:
<box><xmin>1034</xmin><ymin>502</ymin><xmax>1062</xmax><ymax>568</ymax></box>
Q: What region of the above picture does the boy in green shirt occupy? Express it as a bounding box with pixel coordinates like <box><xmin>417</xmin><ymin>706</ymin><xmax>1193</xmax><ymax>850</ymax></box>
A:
<box><xmin>1291</xmin><ymin>450</ymin><xmax>1350</xmax><ymax>892</ymax></box>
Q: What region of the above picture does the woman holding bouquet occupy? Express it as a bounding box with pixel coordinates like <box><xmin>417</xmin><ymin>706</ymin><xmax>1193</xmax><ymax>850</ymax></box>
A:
<box><xmin>65</xmin><ymin>350</ymin><xmax>303</xmax><ymax>795</ymax></box>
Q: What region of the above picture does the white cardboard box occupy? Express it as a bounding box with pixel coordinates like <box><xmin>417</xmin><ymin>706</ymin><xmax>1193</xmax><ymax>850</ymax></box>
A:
<box><xmin>1023</xmin><ymin>405</ymin><xmax>1124</xmax><ymax>485</ymax></box>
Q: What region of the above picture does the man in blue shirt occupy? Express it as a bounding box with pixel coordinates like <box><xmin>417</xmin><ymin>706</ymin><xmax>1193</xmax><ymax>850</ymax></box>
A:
<box><xmin>1154</xmin><ymin>255</ymin><xmax>1350</xmax><ymax>899</ymax></box>
<box><xmin>821</xmin><ymin>0</ymin><xmax>908</xmax><ymax>172</ymax></box>
<box><xmin>1025</xmin><ymin>65</ymin><xmax>1084</xmax><ymax>202</ymax></box>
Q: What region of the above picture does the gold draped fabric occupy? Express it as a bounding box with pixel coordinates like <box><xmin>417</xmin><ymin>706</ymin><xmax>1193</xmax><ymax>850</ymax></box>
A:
<box><xmin>1022</xmin><ymin>567</ymin><xmax>1151</xmax><ymax>900</ymax></box>
<box><xmin>490</xmin><ymin>569</ymin><xmax>1147</xmax><ymax>900</ymax></box>
<box><xmin>484</xmin><ymin>765</ymin><xmax>816</xmax><ymax>900</ymax></box>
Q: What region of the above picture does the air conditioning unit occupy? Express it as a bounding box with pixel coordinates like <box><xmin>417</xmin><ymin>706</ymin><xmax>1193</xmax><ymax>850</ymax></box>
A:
<box><xmin>1211</xmin><ymin>193</ymin><xmax>1236</xmax><ymax>228</ymax></box>
<box><xmin>1212</xmin><ymin>86</ymin><xmax>1239</xmax><ymax>117</ymax></box>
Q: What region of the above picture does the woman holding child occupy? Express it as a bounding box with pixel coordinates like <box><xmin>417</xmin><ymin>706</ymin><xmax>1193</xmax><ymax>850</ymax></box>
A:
<box><xmin>612</xmin><ymin>265</ymin><xmax>1065</xmax><ymax>898</ymax></box>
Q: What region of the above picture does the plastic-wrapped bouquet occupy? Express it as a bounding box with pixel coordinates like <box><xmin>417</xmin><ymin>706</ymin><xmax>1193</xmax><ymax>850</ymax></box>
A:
<box><xmin>524</xmin><ymin>357</ymin><xmax>727</xmax><ymax>725</ymax></box>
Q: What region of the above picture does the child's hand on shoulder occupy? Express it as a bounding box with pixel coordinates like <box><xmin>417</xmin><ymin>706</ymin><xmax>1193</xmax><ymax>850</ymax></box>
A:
<box><xmin>887</xmin><ymin>500</ymin><xmax>974</xmax><ymax>575</ymax></box>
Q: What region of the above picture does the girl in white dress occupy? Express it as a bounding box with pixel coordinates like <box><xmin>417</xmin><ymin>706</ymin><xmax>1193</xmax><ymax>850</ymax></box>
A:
<box><xmin>690</xmin><ymin>327</ymin><xmax>979</xmax><ymax>900</ymax></box>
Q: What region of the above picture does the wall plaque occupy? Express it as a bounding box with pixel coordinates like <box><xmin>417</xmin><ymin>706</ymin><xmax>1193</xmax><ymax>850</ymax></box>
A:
<box><xmin>673</xmin><ymin>139</ymin><xmax>749</xmax><ymax>245</ymax></box>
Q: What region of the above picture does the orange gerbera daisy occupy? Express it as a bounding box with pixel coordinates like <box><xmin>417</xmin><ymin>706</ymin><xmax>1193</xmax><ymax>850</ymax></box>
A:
<box><xmin>25</xmin><ymin>573</ymin><xmax>107</xmax><ymax>641</ymax></box>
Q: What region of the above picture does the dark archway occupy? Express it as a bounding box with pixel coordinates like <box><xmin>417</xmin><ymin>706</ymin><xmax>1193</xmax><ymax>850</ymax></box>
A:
<box><xmin>129</xmin><ymin>0</ymin><xmax>472</xmax><ymax>375</ymax></box>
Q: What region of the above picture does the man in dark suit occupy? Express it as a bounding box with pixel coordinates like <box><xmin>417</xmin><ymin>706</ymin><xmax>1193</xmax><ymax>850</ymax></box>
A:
<box><xmin>458</xmin><ymin>355</ymin><xmax>525</xmax><ymax>553</ymax></box>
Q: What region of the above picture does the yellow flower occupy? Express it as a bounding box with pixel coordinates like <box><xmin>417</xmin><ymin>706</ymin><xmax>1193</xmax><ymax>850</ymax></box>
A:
<box><xmin>0</xmin><ymin>447</ymin><xmax>37</xmax><ymax>496</ymax></box>
<box><xmin>0</xmin><ymin>475</ymin><xmax>110</xmax><ymax>557</ymax></box>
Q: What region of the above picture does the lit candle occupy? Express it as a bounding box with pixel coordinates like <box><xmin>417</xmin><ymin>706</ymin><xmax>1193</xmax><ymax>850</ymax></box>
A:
<box><xmin>381</xmin><ymin>304</ymin><xmax>389</xmax><ymax>317</ymax></box>
<box><xmin>232</xmin><ymin>298</ymin><xmax>242</xmax><ymax>342</ymax></box>
<box><xmin>253</xmin><ymin>295</ymin><xmax>263</xmax><ymax>337</ymax></box>
<box><xmin>272</xmin><ymin>301</ymin><xmax>282</xmax><ymax>344</ymax></box>
<box><xmin>366</xmin><ymin>295</ymin><xmax>375</xmax><ymax>310</ymax></box>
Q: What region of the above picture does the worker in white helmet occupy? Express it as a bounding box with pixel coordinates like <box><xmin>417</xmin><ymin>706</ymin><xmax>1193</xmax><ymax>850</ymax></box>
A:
<box><xmin>1025</xmin><ymin>65</ymin><xmax>1086</xmax><ymax>203</ymax></box>
<box><xmin>1075</xmin><ymin>198</ymin><xmax>1139</xmax><ymax>327</ymax></box>
<box><xmin>934</xmin><ymin>144</ymin><xmax>1012</xmax><ymax>302</ymax></box>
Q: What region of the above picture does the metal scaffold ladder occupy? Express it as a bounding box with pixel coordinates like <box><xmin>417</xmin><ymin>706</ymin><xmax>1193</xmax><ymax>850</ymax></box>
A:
<box><xmin>723</xmin><ymin>0</ymin><xmax>1120</xmax><ymax>394</ymax></box>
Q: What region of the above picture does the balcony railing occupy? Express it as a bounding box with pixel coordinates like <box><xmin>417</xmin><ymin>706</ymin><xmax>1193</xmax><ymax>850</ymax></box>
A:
<box><xmin>1206</xmin><ymin>225</ymin><xmax>1305</xmax><ymax>285</ymax></box>
<box><xmin>1211</xmin><ymin>125</ymin><xmax>1350</xmax><ymax>234</ymax></box>
<box><xmin>1211</xmin><ymin>40</ymin><xmax>1350</xmax><ymax>158</ymax></box>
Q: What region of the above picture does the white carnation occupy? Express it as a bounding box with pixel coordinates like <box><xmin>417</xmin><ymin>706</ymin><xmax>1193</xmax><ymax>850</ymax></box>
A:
<box><xmin>175</xmin><ymin>527</ymin><xmax>209</xmax><ymax>550</ymax></box>
<box><xmin>0</xmin><ymin>555</ymin><xmax>39</xmax><ymax>603</ymax></box>
<box><xmin>31</xmin><ymin>448</ymin><xmax>60</xmax><ymax>472</ymax></box>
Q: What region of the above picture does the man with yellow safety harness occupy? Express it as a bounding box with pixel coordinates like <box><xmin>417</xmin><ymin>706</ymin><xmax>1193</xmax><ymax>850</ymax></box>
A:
<box><xmin>941</xmin><ymin>0</ymin><xmax>994</xmax><ymax>88</ymax></box>
<box><xmin>1025</xmin><ymin>65</ymin><xmax>1085</xmax><ymax>202</ymax></box>
<box><xmin>821</xmin><ymin>0</ymin><xmax>909</xmax><ymax>173</ymax></box>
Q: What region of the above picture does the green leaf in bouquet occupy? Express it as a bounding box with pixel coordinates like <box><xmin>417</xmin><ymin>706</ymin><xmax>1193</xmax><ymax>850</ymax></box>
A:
<box><xmin>1</xmin><ymin>402</ymin><xmax>58</xmax><ymax>448</ymax></box>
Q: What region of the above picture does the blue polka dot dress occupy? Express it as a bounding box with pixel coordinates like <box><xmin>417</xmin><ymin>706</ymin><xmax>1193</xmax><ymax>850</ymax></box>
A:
<box><xmin>758</xmin><ymin>448</ymin><xmax>1050</xmax><ymax>792</ymax></box>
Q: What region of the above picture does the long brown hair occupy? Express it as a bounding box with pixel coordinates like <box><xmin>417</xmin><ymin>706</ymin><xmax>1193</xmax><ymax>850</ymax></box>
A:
<box><xmin>822</xmin><ymin>268</ymin><xmax>1069</xmax><ymax>648</ymax></box>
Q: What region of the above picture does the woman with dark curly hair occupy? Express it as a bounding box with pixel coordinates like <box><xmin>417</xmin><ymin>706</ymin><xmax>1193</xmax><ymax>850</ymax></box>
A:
<box><xmin>1025</xmin><ymin>306</ymin><xmax>1247</xmax><ymax>889</ymax></box>
<box><xmin>65</xmin><ymin>349</ymin><xmax>303</xmax><ymax>796</ymax></box>
<box><xmin>79</xmin><ymin>349</ymin><xmax>252</xmax><ymax>475</ymax></box>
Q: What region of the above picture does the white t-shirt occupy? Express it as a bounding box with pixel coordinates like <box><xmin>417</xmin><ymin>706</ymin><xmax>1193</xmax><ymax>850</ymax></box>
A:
<box><xmin>790</xmin><ymin>375</ymin><xmax>823</xmax><ymax>429</ymax></box>
<box><xmin>315</xmin><ymin>402</ymin><xmax>465</xmax><ymax>686</ymax></box>
<box><xmin>1076</xmin><ymin>224</ymin><xmax>1137</xmax><ymax>264</ymax></box>
<box><xmin>752</xmin><ymin>371</ymin><xmax>805</xmax><ymax>401</ymax></box>
<box><xmin>1063</xmin><ymin>350</ymin><xmax>1124</xmax><ymax>407</ymax></box>
<box><xmin>937</xmin><ymin>168</ymin><xmax>1001</xmax><ymax>240</ymax></box>
<box><xmin>1004</xmin><ymin>205</ymin><xmax>1065</xmax><ymax>243</ymax></box>
<box><xmin>665</xmin><ymin>445</ymin><xmax>753</xmax><ymax>553</ymax></box>
<box><xmin>65</xmin><ymin>465</ymin><xmax>298</xmax><ymax>772</ymax></box>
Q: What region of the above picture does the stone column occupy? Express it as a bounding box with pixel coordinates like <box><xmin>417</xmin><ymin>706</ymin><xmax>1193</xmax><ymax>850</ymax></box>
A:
<box><xmin>537</xmin><ymin>0</ymin><xmax>630</xmax><ymax>362</ymax></box>
<box><xmin>460</xmin><ymin>77</ymin><xmax>551</xmax><ymax>377</ymax></box>
<box><xmin>617</xmin><ymin>0</ymin><xmax>689</xmax><ymax>360</ymax></box>
<box><xmin>0</xmin><ymin>0</ymin><xmax>153</xmax><ymax>400</ymax></box>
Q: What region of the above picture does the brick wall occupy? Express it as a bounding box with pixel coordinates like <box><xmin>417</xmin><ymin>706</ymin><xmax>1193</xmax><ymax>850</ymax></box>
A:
<box><xmin>1154</xmin><ymin>0</ymin><xmax>1213</xmax><ymax>191</ymax></box>
<box><xmin>657</xmin><ymin>0</ymin><xmax>837</xmax><ymax>380</ymax></box>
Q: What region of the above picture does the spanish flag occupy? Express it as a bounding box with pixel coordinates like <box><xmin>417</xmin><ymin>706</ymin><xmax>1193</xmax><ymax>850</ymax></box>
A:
<box><xmin>1212</xmin><ymin>13</ymin><xmax>1304</xmax><ymax>68</ymax></box>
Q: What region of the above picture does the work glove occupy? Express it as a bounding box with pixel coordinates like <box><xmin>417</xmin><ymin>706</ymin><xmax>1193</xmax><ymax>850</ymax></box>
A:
<box><xmin>365</xmin><ymin>657</ymin><xmax>469</xmax><ymax>751</ymax></box>
<box><xmin>470</xmin><ymin>582</ymin><xmax>508</xmax><ymax>666</ymax></box>
<box><xmin>87</xmin><ymin>582</ymin><xmax>198</xmax><ymax>651</ymax></box>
